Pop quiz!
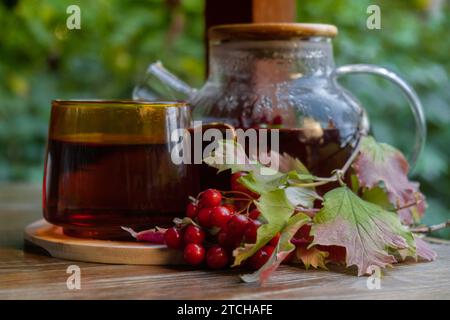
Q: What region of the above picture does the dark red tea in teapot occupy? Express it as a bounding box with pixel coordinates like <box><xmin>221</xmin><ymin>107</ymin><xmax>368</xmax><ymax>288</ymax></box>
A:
<box><xmin>191</xmin><ymin>124</ymin><xmax>358</xmax><ymax>192</ymax></box>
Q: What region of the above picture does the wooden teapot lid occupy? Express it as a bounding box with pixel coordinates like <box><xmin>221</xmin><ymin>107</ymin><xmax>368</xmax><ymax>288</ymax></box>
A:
<box><xmin>209</xmin><ymin>23</ymin><xmax>338</xmax><ymax>41</ymax></box>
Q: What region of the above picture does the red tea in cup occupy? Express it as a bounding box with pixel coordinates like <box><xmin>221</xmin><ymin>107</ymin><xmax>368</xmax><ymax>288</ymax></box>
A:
<box><xmin>43</xmin><ymin>100</ymin><xmax>198</xmax><ymax>239</ymax></box>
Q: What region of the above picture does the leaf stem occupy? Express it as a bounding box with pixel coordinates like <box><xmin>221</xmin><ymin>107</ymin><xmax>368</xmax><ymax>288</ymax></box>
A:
<box><xmin>296</xmin><ymin>207</ymin><xmax>320</xmax><ymax>217</ymax></box>
<box><xmin>291</xmin><ymin>180</ymin><xmax>331</xmax><ymax>188</ymax></box>
<box><xmin>312</xmin><ymin>176</ymin><xmax>339</xmax><ymax>182</ymax></box>
<box><xmin>341</xmin><ymin>137</ymin><xmax>362</xmax><ymax>176</ymax></box>
<box><xmin>290</xmin><ymin>136</ymin><xmax>362</xmax><ymax>189</ymax></box>
<box><xmin>410</xmin><ymin>220</ymin><xmax>450</xmax><ymax>234</ymax></box>
<box><xmin>296</xmin><ymin>207</ymin><xmax>320</xmax><ymax>212</ymax></box>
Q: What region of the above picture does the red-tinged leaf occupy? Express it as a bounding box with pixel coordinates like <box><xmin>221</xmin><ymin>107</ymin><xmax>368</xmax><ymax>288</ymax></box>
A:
<box><xmin>240</xmin><ymin>213</ymin><xmax>310</xmax><ymax>283</ymax></box>
<box><xmin>414</xmin><ymin>236</ymin><xmax>437</xmax><ymax>261</ymax></box>
<box><xmin>295</xmin><ymin>245</ymin><xmax>329</xmax><ymax>269</ymax></box>
<box><xmin>121</xmin><ymin>226</ymin><xmax>166</xmax><ymax>244</ymax></box>
<box><xmin>311</xmin><ymin>186</ymin><xmax>416</xmax><ymax>276</ymax></box>
<box><xmin>293</xmin><ymin>226</ymin><xmax>346</xmax><ymax>264</ymax></box>
<box><xmin>317</xmin><ymin>245</ymin><xmax>347</xmax><ymax>264</ymax></box>
<box><xmin>352</xmin><ymin>136</ymin><xmax>426</xmax><ymax>225</ymax></box>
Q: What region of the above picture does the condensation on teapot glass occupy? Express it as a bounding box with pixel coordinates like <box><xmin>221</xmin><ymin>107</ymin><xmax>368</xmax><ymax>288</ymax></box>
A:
<box><xmin>133</xmin><ymin>23</ymin><xmax>425</xmax><ymax>168</ymax></box>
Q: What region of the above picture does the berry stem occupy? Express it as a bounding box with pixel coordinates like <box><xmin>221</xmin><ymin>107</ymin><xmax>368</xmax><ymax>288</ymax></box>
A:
<box><xmin>221</xmin><ymin>190</ymin><xmax>255</xmax><ymax>199</ymax></box>
<box><xmin>223</xmin><ymin>197</ymin><xmax>252</xmax><ymax>202</ymax></box>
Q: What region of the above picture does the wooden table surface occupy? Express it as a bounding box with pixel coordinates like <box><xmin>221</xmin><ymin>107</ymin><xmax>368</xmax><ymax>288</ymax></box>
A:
<box><xmin>1</xmin><ymin>183</ymin><xmax>449</xmax><ymax>300</ymax></box>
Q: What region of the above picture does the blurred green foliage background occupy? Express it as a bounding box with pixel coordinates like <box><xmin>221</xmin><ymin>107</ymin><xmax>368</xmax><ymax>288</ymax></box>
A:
<box><xmin>0</xmin><ymin>0</ymin><xmax>449</xmax><ymax>237</ymax></box>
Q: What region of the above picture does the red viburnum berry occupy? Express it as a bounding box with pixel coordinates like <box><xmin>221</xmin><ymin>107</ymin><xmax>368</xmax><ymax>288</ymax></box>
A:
<box><xmin>197</xmin><ymin>207</ymin><xmax>213</xmax><ymax>228</ymax></box>
<box><xmin>227</xmin><ymin>214</ymin><xmax>250</xmax><ymax>239</ymax></box>
<box><xmin>183</xmin><ymin>225</ymin><xmax>205</xmax><ymax>245</ymax></box>
<box><xmin>223</xmin><ymin>203</ymin><xmax>237</xmax><ymax>215</ymax></box>
<box><xmin>199</xmin><ymin>189</ymin><xmax>222</xmax><ymax>208</ymax></box>
<box><xmin>249</xmin><ymin>209</ymin><xmax>261</xmax><ymax>220</ymax></box>
<box><xmin>244</xmin><ymin>219</ymin><xmax>261</xmax><ymax>244</ymax></box>
<box><xmin>217</xmin><ymin>229</ymin><xmax>229</xmax><ymax>247</ymax></box>
<box><xmin>184</xmin><ymin>243</ymin><xmax>205</xmax><ymax>266</ymax></box>
<box><xmin>186</xmin><ymin>202</ymin><xmax>198</xmax><ymax>219</ymax></box>
<box><xmin>217</xmin><ymin>229</ymin><xmax>241</xmax><ymax>249</ymax></box>
<box><xmin>206</xmin><ymin>246</ymin><xmax>229</xmax><ymax>269</ymax></box>
<box><xmin>164</xmin><ymin>227</ymin><xmax>183</xmax><ymax>249</ymax></box>
<box><xmin>210</xmin><ymin>206</ymin><xmax>232</xmax><ymax>230</ymax></box>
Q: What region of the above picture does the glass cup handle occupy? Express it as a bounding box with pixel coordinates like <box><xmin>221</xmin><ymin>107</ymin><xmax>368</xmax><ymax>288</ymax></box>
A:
<box><xmin>332</xmin><ymin>64</ymin><xmax>426</xmax><ymax>169</ymax></box>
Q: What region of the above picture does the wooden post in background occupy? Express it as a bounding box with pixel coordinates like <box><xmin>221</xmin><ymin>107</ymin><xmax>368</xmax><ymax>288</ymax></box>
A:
<box><xmin>204</xmin><ymin>0</ymin><xmax>297</xmax><ymax>72</ymax></box>
<box><xmin>205</xmin><ymin>0</ymin><xmax>296</xmax><ymax>27</ymax></box>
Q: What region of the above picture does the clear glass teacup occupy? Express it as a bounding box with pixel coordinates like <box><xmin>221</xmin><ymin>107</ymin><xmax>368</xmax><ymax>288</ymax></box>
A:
<box><xmin>43</xmin><ymin>100</ymin><xmax>198</xmax><ymax>239</ymax></box>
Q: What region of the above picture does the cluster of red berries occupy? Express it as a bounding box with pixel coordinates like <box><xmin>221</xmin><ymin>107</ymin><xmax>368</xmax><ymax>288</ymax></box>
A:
<box><xmin>163</xmin><ymin>172</ymin><xmax>280</xmax><ymax>270</ymax></box>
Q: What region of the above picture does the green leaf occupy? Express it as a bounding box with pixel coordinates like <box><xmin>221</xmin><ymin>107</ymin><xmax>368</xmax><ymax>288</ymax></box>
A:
<box><xmin>361</xmin><ymin>186</ymin><xmax>395</xmax><ymax>211</ymax></box>
<box><xmin>238</xmin><ymin>170</ymin><xmax>287</xmax><ymax>195</ymax></box>
<box><xmin>287</xmin><ymin>171</ymin><xmax>316</xmax><ymax>183</ymax></box>
<box><xmin>350</xmin><ymin>174</ymin><xmax>360</xmax><ymax>193</ymax></box>
<box><xmin>240</xmin><ymin>213</ymin><xmax>310</xmax><ymax>283</ymax></box>
<box><xmin>311</xmin><ymin>186</ymin><xmax>416</xmax><ymax>276</ymax></box>
<box><xmin>285</xmin><ymin>186</ymin><xmax>321</xmax><ymax>208</ymax></box>
<box><xmin>232</xmin><ymin>189</ymin><xmax>295</xmax><ymax>266</ymax></box>
<box><xmin>204</xmin><ymin>140</ymin><xmax>319</xmax><ymax>204</ymax></box>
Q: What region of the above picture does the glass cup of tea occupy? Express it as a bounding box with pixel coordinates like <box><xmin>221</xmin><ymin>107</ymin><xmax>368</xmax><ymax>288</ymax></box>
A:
<box><xmin>43</xmin><ymin>100</ymin><xmax>198</xmax><ymax>239</ymax></box>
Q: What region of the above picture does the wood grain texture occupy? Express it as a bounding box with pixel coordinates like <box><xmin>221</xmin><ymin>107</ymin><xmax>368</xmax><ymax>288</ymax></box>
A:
<box><xmin>252</xmin><ymin>0</ymin><xmax>296</xmax><ymax>23</ymax></box>
<box><xmin>0</xmin><ymin>183</ymin><xmax>449</xmax><ymax>300</ymax></box>
<box><xmin>24</xmin><ymin>220</ymin><xmax>184</xmax><ymax>265</ymax></box>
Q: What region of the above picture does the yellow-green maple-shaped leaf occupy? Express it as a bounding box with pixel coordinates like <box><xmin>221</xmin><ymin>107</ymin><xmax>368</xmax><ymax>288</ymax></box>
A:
<box><xmin>311</xmin><ymin>186</ymin><xmax>416</xmax><ymax>276</ymax></box>
<box><xmin>296</xmin><ymin>245</ymin><xmax>329</xmax><ymax>269</ymax></box>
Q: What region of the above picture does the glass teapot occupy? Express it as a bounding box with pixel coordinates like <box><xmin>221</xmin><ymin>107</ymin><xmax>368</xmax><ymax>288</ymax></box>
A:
<box><xmin>134</xmin><ymin>23</ymin><xmax>425</xmax><ymax>173</ymax></box>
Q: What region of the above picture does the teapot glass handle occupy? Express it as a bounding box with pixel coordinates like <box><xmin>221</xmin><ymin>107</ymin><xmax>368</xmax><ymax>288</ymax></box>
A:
<box><xmin>332</xmin><ymin>64</ymin><xmax>426</xmax><ymax>169</ymax></box>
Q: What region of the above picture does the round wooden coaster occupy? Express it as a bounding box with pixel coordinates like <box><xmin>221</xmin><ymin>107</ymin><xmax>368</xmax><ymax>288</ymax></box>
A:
<box><xmin>24</xmin><ymin>219</ymin><xmax>183</xmax><ymax>265</ymax></box>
